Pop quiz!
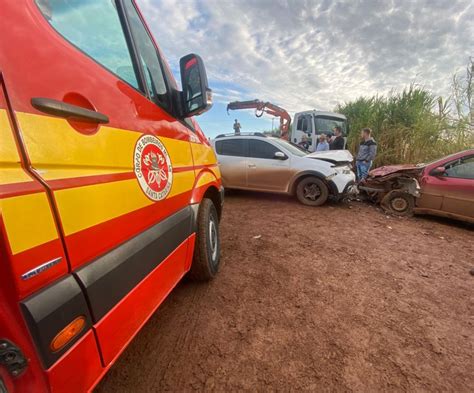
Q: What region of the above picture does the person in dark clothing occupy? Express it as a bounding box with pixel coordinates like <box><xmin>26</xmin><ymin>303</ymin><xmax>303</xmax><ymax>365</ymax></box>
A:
<box><xmin>329</xmin><ymin>126</ymin><xmax>345</xmax><ymax>150</ymax></box>
<box><xmin>233</xmin><ymin>119</ymin><xmax>241</xmax><ymax>135</ymax></box>
<box><xmin>355</xmin><ymin>127</ymin><xmax>377</xmax><ymax>181</ymax></box>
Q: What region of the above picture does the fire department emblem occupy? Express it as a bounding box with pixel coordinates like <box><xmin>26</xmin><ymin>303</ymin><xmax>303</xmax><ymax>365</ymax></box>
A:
<box><xmin>134</xmin><ymin>134</ymin><xmax>173</xmax><ymax>201</ymax></box>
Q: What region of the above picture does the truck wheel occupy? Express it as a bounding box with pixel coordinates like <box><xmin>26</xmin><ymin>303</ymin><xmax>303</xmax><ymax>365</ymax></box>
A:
<box><xmin>189</xmin><ymin>198</ymin><xmax>221</xmax><ymax>281</ymax></box>
<box><xmin>296</xmin><ymin>177</ymin><xmax>329</xmax><ymax>206</ymax></box>
<box><xmin>381</xmin><ymin>191</ymin><xmax>414</xmax><ymax>217</ymax></box>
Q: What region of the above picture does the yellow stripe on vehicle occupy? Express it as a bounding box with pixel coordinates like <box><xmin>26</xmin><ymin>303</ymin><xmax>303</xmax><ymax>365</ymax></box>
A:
<box><xmin>16</xmin><ymin>112</ymin><xmax>194</xmax><ymax>180</ymax></box>
<box><xmin>1</xmin><ymin>192</ymin><xmax>58</xmax><ymax>254</ymax></box>
<box><xmin>0</xmin><ymin>109</ymin><xmax>21</xmax><ymax>163</ymax></box>
<box><xmin>192</xmin><ymin>143</ymin><xmax>217</xmax><ymax>167</ymax></box>
<box><xmin>55</xmin><ymin>170</ymin><xmax>195</xmax><ymax>235</ymax></box>
<box><xmin>195</xmin><ymin>172</ymin><xmax>217</xmax><ymax>188</ymax></box>
<box><xmin>210</xmin><ymin>165</ymin><xmax>221</xmax><ymax>179</ymax></box>
<box><xmin>1</xmin><ymin>167</ymin><xmax>33</xmax><ymax>186</ymax></box>
<box><xmin>0</xmin><ymin>110</ymin><xmax>34</xmax><ymax>187</ymax></box>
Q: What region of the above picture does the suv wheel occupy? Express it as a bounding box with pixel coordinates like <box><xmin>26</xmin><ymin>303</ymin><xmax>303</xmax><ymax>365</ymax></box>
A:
<box><xmin>188</xmin><ymin>198</ymin><xmax>221</xmax><ymax>280</ymax></box>
<box><xmin>296</xmin><ymin>177</ymin><xmax>329</xmax><ymax>206</ymax></box>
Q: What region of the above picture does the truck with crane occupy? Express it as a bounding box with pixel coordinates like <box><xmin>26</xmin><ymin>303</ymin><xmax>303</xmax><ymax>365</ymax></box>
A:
<box><xmin>226</xmin><ymin>99</ymin><xmax>348</xmax><ymax>152</ymax></box>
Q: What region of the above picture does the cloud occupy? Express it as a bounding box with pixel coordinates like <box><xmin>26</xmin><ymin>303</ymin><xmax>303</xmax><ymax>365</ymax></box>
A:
<box><xmin>137</xmin><ymin>0</ymin><xmax>473</xmax><ymax>114</ymax></box>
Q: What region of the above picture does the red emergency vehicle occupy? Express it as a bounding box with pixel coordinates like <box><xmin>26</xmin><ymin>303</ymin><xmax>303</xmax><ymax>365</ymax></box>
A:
<box><xmin>0</xmin><ymin>1</ymin><xmax>223</xmax><ymax>392</ymax></box>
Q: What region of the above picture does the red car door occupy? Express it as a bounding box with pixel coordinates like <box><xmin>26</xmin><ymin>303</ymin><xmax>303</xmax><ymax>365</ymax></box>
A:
<box><xmin>440</xmin><ymin>155</ymin><xmax>474</xmax><ymax>218</ymax></box>
<box><xmin>418</xmin><ymin>152</ymin><xmax>474</xmax><ymax>221</ymax></box>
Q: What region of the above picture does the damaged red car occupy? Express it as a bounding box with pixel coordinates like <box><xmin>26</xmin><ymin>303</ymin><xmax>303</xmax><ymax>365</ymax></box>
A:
<box><xmin>359</xmin><ymin>149</ymin><xmax>474</xmax><ymax>223</ymax></box>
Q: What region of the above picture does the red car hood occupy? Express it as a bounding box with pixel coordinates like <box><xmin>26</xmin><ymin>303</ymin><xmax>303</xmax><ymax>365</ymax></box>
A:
<box><xmin>369</xmin><ymin>164</ymin><xmax>424</xmax><ymax>178</ymax></box>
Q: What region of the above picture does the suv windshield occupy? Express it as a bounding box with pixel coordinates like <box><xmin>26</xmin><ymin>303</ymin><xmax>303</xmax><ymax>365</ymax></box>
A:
<box><xmin>271</xmin><ymin>138</ymin><xmax>307</xmax><ymax>157</ymax></box>
<box><xmin>314</xmin><ymin>117</ymin><xmax>346</xmax><ymax>135</ymax></box>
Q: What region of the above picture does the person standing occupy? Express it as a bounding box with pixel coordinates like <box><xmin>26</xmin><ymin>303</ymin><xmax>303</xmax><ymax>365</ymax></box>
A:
<box><xmin>356</xmin><ymin>128</ymin><xmax>377</xmax><ymax>182</ymax></box>
<box><xmin>315</xmin><ymin>134</ymin><xmax>330</xmax><ymax>151</ymax></box>
<box><xmin>233</xmin><ymin>119</ymin><xmax>241</xmax><ymax>135</ymax></box>
<box><xmin>330</xmin><ymin>126</ymin><xmax>345</xmax><ymax>150</ymax></box>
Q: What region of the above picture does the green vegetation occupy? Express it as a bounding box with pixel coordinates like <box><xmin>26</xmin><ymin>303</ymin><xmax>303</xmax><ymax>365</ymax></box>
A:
<box><xmin>335</xmin><ymin>59</ymin><xmax>473</xmax><ymax>166</ymax></box>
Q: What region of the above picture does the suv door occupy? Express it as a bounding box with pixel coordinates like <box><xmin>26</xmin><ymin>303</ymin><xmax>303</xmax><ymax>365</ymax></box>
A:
<box><xmin>247</xmin><ymin>139</ymin><xmax>292</xmax><ymax>192</ymax></box>
<box><xmin>1</xmin><ymin>0</ymin><xmax>197</xmax><ymax>371</ymax></box>
<box><xmin>215</xmin><ymin>139</ymin><xmax>247</xmax><ymax>188</ymax></box>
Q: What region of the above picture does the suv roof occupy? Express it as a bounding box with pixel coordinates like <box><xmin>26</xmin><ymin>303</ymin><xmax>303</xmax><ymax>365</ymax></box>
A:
<box><xmin>215</xmin><ymin>132</ymin><xmax>269</xmax><ymax>139</ymax></box>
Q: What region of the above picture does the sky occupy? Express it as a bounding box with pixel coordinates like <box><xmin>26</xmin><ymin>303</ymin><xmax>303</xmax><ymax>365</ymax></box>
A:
<box><xmin>137</xmin><ymin>0</ymin><xmax>473</xmax><ymax>137</ymax></box>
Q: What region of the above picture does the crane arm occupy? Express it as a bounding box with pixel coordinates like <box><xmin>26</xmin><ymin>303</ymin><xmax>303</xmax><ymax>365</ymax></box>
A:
<box><xmin>226</xmin><ymin>99</ymin><xmax>291</xmax><ymax>138</ymax></box>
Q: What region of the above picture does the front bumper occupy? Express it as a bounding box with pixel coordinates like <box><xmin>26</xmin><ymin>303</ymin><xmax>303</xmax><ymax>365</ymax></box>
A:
<box><xmin>342</xmin><ymin>180</ymin><xmax>358</xmax><ymax>196</ymax></box>
<box><xmin>326</xmin><ymin>169</ymin><xmax>357</xmax><ymax>195</ymax></box>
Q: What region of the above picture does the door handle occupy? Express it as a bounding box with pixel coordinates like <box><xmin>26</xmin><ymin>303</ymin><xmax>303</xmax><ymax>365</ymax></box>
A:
<box><xmin>248</xmin><ymin>164</ymin><xmax>256</xmax><ymax>168</ymax></box>
<box><xmin>31</xmin><ymin>97</ymin><xmax>109</xmax><ymax>124</ymax></box>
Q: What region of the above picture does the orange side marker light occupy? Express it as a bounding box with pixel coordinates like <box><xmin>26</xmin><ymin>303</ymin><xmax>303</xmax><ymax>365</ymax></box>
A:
<box><xmin>50</xmin><ymin>316</ymin><xmax>86</xmax><ymax>352</ymax></box>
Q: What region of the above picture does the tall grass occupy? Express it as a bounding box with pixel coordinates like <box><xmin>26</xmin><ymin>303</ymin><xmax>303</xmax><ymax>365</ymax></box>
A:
<box><xmin>335</xmin><ymin>62</ymin><xmax>474</xmax><ymax>166</ymax></box>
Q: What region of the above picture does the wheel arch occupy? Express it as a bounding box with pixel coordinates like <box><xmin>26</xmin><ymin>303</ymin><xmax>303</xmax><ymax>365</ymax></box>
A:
<box><xmin>190</xmin><ymin>169</ymin><xmax>223</xmax><ymax>220</ymax></box>
<box><xmin>289</xmin><ymin>171</ymin><xmax>336</xmax><ymax>196</ymax></box>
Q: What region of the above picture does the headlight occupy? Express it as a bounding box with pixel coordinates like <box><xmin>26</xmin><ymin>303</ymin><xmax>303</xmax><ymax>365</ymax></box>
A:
<box><xmin>334</xmin><ymin>166</ymin><xmax>353</xmax><ymax>175</ymax></box>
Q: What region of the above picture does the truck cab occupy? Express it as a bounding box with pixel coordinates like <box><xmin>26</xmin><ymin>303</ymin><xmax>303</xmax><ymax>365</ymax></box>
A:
<box><xmin>0</xmin><ymin>1</ymin><xmax>222</xmax><ymax>392</ymax></box>
<box><xmin>290</xmin><ymin>110</ymin><xmax>348</xmax><ymax>152</ymax></box>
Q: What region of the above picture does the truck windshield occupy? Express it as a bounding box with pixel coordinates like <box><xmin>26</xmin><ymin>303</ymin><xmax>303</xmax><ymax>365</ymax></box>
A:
<box><xmin>314</xmin><ymin>117</ymin><xmax>347</xmax><ymax>136</ymax></box>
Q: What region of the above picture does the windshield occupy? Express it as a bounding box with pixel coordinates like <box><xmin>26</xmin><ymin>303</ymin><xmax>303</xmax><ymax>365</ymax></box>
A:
<box><xmin>314</xmin><ymin>117</ymin><xmax>347</xmax><ymax>136</ymax></box>
<box><xmin>271</xmin><ymin>138</ymin><xmax>308</xmax><ymax>157</ymax></box>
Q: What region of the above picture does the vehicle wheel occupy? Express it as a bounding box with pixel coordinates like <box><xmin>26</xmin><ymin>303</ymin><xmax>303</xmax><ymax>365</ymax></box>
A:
<box><xmin>381</xmin><ymin>191</ymin><xmax>414</xmax><ymax>217</ymax></box>
<box><xmin>188</xmin><ymin>198</ymin><xmax>221</xmax><ymax>281</ymax></box>
<box><xmin>296</xmin><ymin>177</ymin><xmax>329</xmax><ymax>206</ymax></box>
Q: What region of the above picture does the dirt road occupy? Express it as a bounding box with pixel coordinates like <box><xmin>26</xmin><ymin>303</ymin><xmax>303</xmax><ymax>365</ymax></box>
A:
<box><xmin>96</xmin><ymin>192</ymin><xmax>473</xmax><ymax>392</ymax></box>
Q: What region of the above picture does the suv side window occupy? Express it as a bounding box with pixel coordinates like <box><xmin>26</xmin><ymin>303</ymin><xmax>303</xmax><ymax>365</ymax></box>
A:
<box><xmin>36</xmin><ymin>0</ymin><xmax>140</xmax><ymax>90</ymax></box>
<box><xmin>215</xmin><ymin>140</ymin><xmax>245</xmax><ymax>157</ymax></box>
<box><xmin>248</xmin><ymin>140</ymin><xmax>280</xmax><ymax>159</ymax></box>
<box><xmin>445</xmin><ymin>156</ymin><xmax>474</xmax><ymax>179</ymax></box>
<box><xmin>122</xmin><ymin>0</ymin><xmax>170</xmax><ymax>110</ymax></box>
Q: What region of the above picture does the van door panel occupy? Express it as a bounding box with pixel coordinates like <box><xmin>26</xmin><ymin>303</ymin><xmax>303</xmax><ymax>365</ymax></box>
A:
<box><xmin>0</xmin><ymin>78</ymin><xmax>68</xmax><ymax>299</ymax></box>
<box><xmin>2</xmin><ymin>3</ymin><xmax>195</xmax><ymax>268</ymax></box>
<box><xmin>0</xmin><ymin>0</ymin><xmax>197</xmax><ymax>375</ymax></box>
<box><xmin>94</xmin><ymin>238</ymin><xmax>188</xmax><ymax>366</ymax></box>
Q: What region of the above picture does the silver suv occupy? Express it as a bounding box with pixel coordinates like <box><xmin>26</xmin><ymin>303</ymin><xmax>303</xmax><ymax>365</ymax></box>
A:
<box><xmin>211</xmin><ymin>134</ymin><xmax>356</xmax><ymax>206</ymax></box>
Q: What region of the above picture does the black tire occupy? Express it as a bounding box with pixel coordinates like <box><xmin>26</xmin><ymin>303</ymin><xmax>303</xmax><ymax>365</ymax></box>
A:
<box><xmin>296</xmin><ymin>177</ymin><xmax>329</xmax><ymax>206</ymax></box>
<box><xmin>188</xmin><ymin>198</ymin><xmax>221</xmax><ymax>281</ymax></box>
<box><xmin>381</xmin><ymin>191</ymin><xmax>414</xmax><ymax>217</ymax></box>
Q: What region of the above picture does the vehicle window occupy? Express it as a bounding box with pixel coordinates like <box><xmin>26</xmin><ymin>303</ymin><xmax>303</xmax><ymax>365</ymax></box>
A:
<box><xmin>272</xmin><ymin>138</ymin><xmax>307</xmax><ymax>157</ymax></box>
<box><xmin>315</xmin><ymin>117</ymin><xmax>347</xmax><ymax>135</ymax></box>
<box><xmin>215</xmin><ymin>140</ymin><xmax>245</xmax><ymax>157</ymax></box>
<box><xmin>445</xmin><ymin>156</ymin><xmax>474</xmax><ymax>179</ymax></box>
<box><xmin>248</xmin><ymin>140</ymin><xmax>280</xmax><ymax>159</ymax></box>
<box><xmin>297</xmin><ymin>116</ymin><xmax>309</xmax><ymax>133</ymax></box>
<box><xmin>122</xmin><ymin>0</ymin><xmax>169</xmax><ymax>110</ymax></box>
<box><xmin>35</xmin><ymin>0</ymin><xmax>140</xmax><ymax>90</ymax></box>
<box><xmin>296</xmin><ymin>117</ymin><xmax>302</xmax><ymax>131</ymax></box>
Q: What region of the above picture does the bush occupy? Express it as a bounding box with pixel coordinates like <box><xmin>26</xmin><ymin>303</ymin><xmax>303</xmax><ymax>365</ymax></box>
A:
<box><xmin>335</xmin><ymin>60</ymin><xmax>474</xmax><ymax>166</ymax></box>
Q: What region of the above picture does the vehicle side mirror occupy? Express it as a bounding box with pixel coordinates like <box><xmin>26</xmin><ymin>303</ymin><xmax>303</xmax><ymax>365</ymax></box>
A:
<box><xmin>431</xmin><ymin>166</ymin><xmax>446</xmax><ymax>176</ymax></box>
<box><xmin>179</xmin><ymin>54</ymin><xmax>212</xmax><ymax>117</ymax></box>
<box><xmin>274</xmin><ymin>151</ymin><xmax>287</xmax><ymax>160</ymax></box>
